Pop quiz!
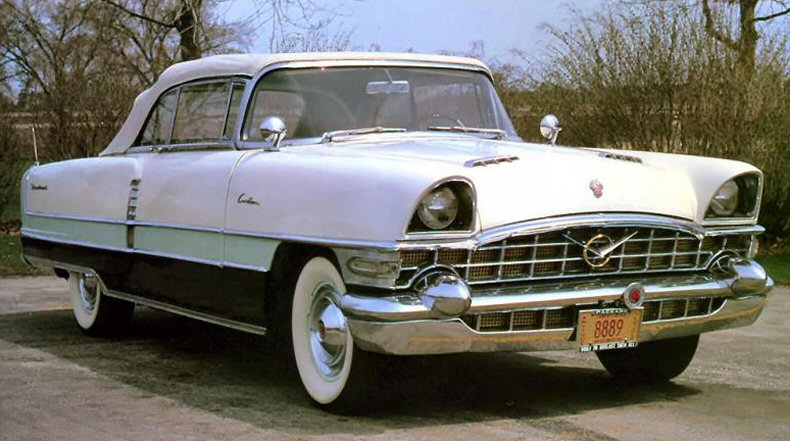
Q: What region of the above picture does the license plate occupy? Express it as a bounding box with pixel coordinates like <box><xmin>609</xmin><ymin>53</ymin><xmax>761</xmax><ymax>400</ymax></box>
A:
<box><xmin>578</xmin><ymin>308</ymin><xmax>643</xmax><ymax>352</ymax></box>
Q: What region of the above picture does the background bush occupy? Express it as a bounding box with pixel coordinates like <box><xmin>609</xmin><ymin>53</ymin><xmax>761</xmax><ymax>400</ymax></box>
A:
<box><xmin>1</xmin><ymin>0</ymin><xmax>788</xmax><ymax>242</ymax></box>
<box><xmin>496</xmin><ymin>2</ymin><xmax>790</xmax><ymax>242</ymax></box>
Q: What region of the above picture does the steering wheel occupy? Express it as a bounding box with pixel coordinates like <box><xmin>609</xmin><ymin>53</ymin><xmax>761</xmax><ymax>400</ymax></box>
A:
<box><xmin>420</xmin><ymin>113</ymin><xmax>465</xmax><ymax>128</ymax></box>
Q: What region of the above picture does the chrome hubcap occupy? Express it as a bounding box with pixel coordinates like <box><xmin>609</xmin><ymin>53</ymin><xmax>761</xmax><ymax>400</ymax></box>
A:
<box><xmin>307</xmin><ymin>282</ymin><xmax>348</xmax><ymax>380</ymax></box>
<box><xmin>78</xmin><ymin>273</ymin><xmax>99</xmax><ymax>313</ymax></box>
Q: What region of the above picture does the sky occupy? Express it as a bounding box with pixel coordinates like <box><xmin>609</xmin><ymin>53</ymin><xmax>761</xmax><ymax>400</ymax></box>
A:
<box><xmin>226</xmin><ymin>0</ymin><xmax>607</xmax><ymax>64</ymax></box>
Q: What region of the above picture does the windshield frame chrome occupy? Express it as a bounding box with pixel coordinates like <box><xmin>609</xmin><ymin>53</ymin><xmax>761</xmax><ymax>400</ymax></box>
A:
<box><xmin>234</xmin><ymin>59</ymin><xmax>505</xmax><ymax>151</ymax></box>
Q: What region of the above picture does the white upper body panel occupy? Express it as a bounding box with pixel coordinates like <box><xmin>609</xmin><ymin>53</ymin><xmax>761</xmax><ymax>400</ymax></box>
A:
<box><xmin>225</xmin><ymin>133</ymin><xmax>759</xmax><ymax>242</ymax></box>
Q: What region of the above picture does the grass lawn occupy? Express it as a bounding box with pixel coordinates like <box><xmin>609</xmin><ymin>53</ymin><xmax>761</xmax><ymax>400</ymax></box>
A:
<box><xmin>0</xmin><ymin>235</ymin><xmax>49</xmax><ymax>277</ymax></box>
<box><xmin>757</xmin><ymin>251</ymin><xmax>790</xmax><ymax>286</ymax></box>
<box><xmin>1</xmin><ymin>204</ymin><xmax>20</xmax><ymax>222</ymax></box>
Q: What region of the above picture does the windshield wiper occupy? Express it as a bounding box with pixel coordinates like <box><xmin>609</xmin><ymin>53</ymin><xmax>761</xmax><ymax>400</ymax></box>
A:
<box><xmin>427</xmin><ymin>126</ymin><xmax>506</xmax><ymax>140</ymax></box>
<box><xmin>321</xmin><ymin>127</ymin><xmax>407</xmax><ymax>143</ymax></box>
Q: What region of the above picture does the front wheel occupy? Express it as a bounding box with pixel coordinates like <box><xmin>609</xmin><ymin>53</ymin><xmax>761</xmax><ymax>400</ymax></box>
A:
<box><xmin>290</xmin><ymin>256</ymin><xmax>378</xmax><ymax>410</ymax></box>
<box><xmin>68</xmin><ymin>271</ymin><xmax>134</xmax><ymax>336</ymax></box>
<box><xmin>596</xmin><ymin>334</ymin><xmax>700</xmax><ymax>383</ymax></box>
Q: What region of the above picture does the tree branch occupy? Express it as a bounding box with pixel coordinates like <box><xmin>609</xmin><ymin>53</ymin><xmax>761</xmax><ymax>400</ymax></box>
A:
<box><xmin>101</xmin><ymin>0</ymin><xmax>173</xmax><ymax>28</ymax></box>
<box><xmin>752</xmin><ymin>6</ymin><xmax>790</xmax><ymax>22</ymax></box>
<box><xmin>701</xmin><ymin>0</ymin><xmax>739</xmax><ymax>50</ymax></box>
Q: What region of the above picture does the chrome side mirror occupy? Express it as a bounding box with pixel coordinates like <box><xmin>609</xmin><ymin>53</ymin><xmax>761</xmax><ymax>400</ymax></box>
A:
<box><xmin>540</xmin><ymin>114</ymin><xmax>561</xmax><ymax>145</ymax></box>
<box><xmin>259</xmin><ymin>116</ymin><xmax>287</xmax><ymax>151</ymax></box>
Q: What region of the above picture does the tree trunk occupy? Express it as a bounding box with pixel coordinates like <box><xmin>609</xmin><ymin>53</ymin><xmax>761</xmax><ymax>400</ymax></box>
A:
<box><xmin>738</xmin><ymin>0</ymin><xmax>758</xmax><ymax>78</ymax></box>
<box><xmin>174</xmin><ymin>0</ymin><xmax>202</xmax><ymax>61</ymax></box>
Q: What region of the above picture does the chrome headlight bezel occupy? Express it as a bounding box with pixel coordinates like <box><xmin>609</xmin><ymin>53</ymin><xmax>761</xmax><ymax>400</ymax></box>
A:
<box><xmin>705</xmin><ymin>173</ymin><xmax>762</xmax><ymax>223</ymax></box>
<box><xmin>407</xmin><ymin>180</ymin><xmax>475</xmax><ymax>235</ymax></box>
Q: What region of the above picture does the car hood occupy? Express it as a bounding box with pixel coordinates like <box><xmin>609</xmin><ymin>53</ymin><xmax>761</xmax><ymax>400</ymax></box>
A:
<box><xmin>287</xmin><ymin>134</ymin><xmax>699</xmax><ymax>230</ymax></box>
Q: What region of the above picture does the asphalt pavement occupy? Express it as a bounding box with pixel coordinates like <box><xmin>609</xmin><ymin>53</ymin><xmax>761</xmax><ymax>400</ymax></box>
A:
<box><xmin>0</xmin><ymin>276</ymin><xmax>787</xmax><ymax>441</ymax></box>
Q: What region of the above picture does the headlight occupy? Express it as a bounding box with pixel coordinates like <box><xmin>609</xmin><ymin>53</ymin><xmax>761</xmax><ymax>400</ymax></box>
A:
<box><xmin>705</xmin><ymin>173</ymin><xmax>761</xmax><ymax>220</ymax></box>
<box><xmin>417</xmin><ymin>186</ymin><xmax>459</xmax><ymax>230</ymax></box>
<box><xmin>407</xmin><ymin>182</ymin><xmax>475</xmax><ymax>234</ymax></box>
<box><xmin>708</xmin><ymin>180</ymin><xmax>739</xmax><ymax>216</ymax></box>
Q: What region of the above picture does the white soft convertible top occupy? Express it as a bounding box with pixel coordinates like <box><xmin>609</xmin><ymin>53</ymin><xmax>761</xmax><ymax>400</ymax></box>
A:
<box><xmin>101</xmin><ymin>52</ymin><xmax>490</xmax><ymax>156</ymax></box>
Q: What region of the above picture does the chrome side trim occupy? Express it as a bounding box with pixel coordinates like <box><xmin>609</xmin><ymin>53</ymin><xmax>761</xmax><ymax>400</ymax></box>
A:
<box><xmin>26</xmin><ymin>211</ymin><xmax>128</xmax><ymax>225</ymax></box>
<box><xmin>224</xmin><ymin>228</ymin><xmax>400</xmax><ymax>249</ymax></box>
<box><xmin>24</xmin><ymin>210</ymin><xmax>765</xmax><ymax>253</ymax></box>
<box><xmin>21</xmin><ymin>230</ymin><xmax>268</xmax><ymax>272</ymax></box>
<box><xmin>134</xmin><ymin>220</ymin><xmax>225</xmax><ymax>234</ymax></box>
<box><xmin>105</xmin><ymin>289</ymin><xmax>268</xmax><ymax>335</ymax></box>
<box><xmin>22</xmin><ymin>229</ymin><xmax>132</xmax><ymax>253</ymax></box>
<box><xmin>23</xmin><ymin>255</ymin><xmax>268</xmax><ymax>336</ymax></box>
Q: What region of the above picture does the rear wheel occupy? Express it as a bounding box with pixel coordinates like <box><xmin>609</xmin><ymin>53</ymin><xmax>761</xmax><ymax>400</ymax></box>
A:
<box><xmin>596</xmin><ymin>334</ymin><xmax>699</xmax><ymax>383</ymax></box>
<box><xmin>68</xmin><ymin>271</ymin><xmax>134</xmax><ymax>336</ymax></box>
<box><xmin>288</xmin><ymin>256</ymin><xmax>378</xmax><ymax>410</ymax></box>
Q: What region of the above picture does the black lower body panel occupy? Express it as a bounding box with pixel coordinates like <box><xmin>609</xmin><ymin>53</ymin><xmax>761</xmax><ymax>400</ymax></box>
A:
<box><xmin>21</xmin><ymin>236</ymin><xmax>269</xmax><ymax>326</ymax></box>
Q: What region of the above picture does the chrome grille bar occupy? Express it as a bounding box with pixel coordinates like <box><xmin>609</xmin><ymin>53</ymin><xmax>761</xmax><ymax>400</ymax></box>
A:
<box><xmin>464</xmin><ymin>297</ymin><xmax>726</xmax><ymax>333</ymax></box>
<box><xmin>398</xmin><ymin>226</ymin><xmax>755</xmax><ymax>288</ymax></box>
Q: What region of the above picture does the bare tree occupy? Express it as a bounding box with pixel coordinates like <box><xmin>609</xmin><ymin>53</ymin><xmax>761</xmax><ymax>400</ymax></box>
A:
<box><xmin>101</xmin><ymin>0</ymin><xmax>243</xmax><ymax>62</ymax></box>
<box><xmin>699</xmin><ymin>0</ymin><xmax>790</xmax><ymax>76</ymax></box>
<box><xmin>274</xmin><ymin>27</ymin><xmax>352</xmax><ymax>52</ymax></box>
<box><xmin>101</xmin><ymin>0</ymin><xmax>350</xmax><ymax>61</ymax></box>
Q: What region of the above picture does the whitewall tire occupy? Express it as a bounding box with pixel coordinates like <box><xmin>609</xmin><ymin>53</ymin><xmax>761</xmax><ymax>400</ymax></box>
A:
<box><xmin>68</xmin><ymin>271</ymin><xmax>134</xmax><ymax>335</ymax></box>
<box><xmin>290</xmin><ymin>256</ymin><xmax>376</xmax><ymax>408</ymax></box>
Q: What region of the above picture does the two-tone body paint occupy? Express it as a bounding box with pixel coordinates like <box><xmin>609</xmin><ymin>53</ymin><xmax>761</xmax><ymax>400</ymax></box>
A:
<box><xmin>19</xmin><ymin>54</ymin><xmax>763</xmax><ymax>331</ymax></box>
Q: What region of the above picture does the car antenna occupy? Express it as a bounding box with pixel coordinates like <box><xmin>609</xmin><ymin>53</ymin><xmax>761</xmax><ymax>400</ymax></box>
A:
<box><xmin>31</xmin><ymin>126</ymin><xmax>39</xmax><ymax>166</ymax></box>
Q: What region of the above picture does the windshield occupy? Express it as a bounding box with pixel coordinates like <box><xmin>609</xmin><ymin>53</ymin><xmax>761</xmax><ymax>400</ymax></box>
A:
<box><xmin>242</xmin><ymin>66</ymin><xmax>518</xmax><ymax>143</ymax></box>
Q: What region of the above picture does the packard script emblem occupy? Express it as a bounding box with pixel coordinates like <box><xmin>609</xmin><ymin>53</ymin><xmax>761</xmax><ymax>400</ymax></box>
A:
<box><xmin>589</xmin><ymin>179</ymin><xmax>604</xmax><ymax>198</ymax></box>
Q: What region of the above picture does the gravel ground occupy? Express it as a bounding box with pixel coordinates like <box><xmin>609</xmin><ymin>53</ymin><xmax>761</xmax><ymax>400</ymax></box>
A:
<box><xmin>0</xmin><ymin>276</ymin><xmax>788</xmax><ymax>441</ymax></box>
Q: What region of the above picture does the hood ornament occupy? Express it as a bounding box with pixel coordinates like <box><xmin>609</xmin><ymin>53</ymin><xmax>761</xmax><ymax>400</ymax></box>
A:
<box><xmin>589</xmin><ymin>179</ymin><xmax>604</xmax><ymax>198</ymax></box>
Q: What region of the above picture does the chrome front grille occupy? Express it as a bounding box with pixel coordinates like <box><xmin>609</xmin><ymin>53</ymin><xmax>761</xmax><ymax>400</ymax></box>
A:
<box><xmin>463</xmin><ymin>297</ymin><xmax>726</xmax><ymax>333</ymax></box>
<box><xmin>399</xmin><ymin>227</ymin><xmax>753</xmax><ymax>287</ymax></box>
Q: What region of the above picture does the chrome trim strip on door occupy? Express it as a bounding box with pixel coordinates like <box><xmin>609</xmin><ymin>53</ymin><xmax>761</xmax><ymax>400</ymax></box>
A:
<box><xmin>21</xmin><ymin>229</ymin><xmax>268</xmax><ymax>272</ymax></box>
<box><xmin>25</xmin><ymin>211</ymin><xmax>128</xmax><ymax>225</ymax></box>
<box><xmin>23</xmin><ymin>211</ymin><xmax>765</xmax><ymax>252</ymax></box>
<box><xmin>22</xmin><ymin>229</ymin><xmax>132</xmax><ymax>253</ymax></box>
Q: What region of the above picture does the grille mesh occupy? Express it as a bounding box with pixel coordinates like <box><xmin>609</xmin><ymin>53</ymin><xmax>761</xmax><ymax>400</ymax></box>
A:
<box><xmin>464</xmin><ymin>297</ymin><xmax>725</xmax><ymax>333</ymax></box>
<box><xmin>399</xmin><ymin>227</ymin><xmax>753</xmax><ymax>286</ymax></box>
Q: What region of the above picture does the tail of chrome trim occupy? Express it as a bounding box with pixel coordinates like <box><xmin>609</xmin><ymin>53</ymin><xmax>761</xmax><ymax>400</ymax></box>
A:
<box><xmin>105</xmin><ymin>289</ymin><xmax>268</xmax><ymax>336</ymax></box>
<box><xmin>23</xmin><ymin>255</ymin><xmax>268</xmax><ymax>336</ymax></box>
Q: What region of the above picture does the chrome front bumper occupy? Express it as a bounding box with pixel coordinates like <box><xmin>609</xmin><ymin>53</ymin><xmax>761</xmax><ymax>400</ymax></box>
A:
<box><xmin>341</xmin><ymin>259</ymin><xmax>773</xmax><ymax>355</ymax></box>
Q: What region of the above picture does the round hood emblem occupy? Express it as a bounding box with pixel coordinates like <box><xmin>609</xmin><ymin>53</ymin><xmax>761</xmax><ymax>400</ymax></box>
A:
<box><xmin>589</xmin><ymin>179</ymin><xmax>604</xmax><ymax>198</ymax></box>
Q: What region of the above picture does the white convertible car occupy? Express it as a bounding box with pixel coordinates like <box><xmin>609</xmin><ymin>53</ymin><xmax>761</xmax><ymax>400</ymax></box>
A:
<box><xmin>21</xmin><ymin>52</ymin><xmax>772</xmax><ymax>408</ymax></box>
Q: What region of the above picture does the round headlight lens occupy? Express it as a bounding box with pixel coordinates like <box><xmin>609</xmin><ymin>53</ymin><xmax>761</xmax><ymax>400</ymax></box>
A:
<box><xmin>417</xmin><ymin>186</ymin><xmax>459</xmax><ymax>230</ymax></box>
<box><xmin>709</xmin><ymin>180</ymin><xmax>739</xmax><ymax>216</ymax></box>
